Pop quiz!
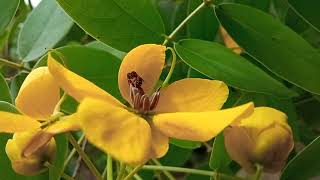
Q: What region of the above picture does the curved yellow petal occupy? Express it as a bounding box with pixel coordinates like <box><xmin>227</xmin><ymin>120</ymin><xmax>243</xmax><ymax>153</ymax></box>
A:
<box><xmin>118</xmin><ymin>44</ymin><xmax>166</xmax><ymax>103</ymax></box>
<box><xmin>6</xmin><ymin>131</ymin><xmax>56</xmax><ymax>175</ymax></box>
<box><xmin>0</xmin><ymin>112</ymin><xmax>40</xmax><ymax>133</ymax></box>
<box><xmin>78</xmin><ymin>98</ymin><xmax>152</xmax><ymax>165</ymax></box>
<box><xmin>155</xmin><ymin>78</ymin><xmax>229</xmax><ymax>113</ymax></box>
<box><xmin>15</xmin><ymin>67</ymin><xmax>60</xmax><ymax>119</ymax></box>
<box><xmin>149</xmin><ymin>122</ymin><xmax>169</xmax><ymax>158</ymax></box>
<box><xmin>23</xmin><ymin>114</ymin><xmax>80</xmax><ymax>157</ymax></box>
<box><xmin>224</xmin><ymin>126</ymin><xmax>255</xmax><ymax>172</ymax></box>
<box><xmin>153</xmin><ymin>102</ymin><xmax>254</xmax><ymax>142</ymax></box>
<box><xmin>47</xmin><ymin>53</ymin><xmax>123</xmax><ymax>107</ymax></box>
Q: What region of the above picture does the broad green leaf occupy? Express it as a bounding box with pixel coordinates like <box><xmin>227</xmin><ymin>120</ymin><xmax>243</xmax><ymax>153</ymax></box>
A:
<box><xmin>35</xmin><ymin>46</ymin><xmax>123</xmax><ymax>112</ymax></box>
<box><xmin>0</xmin><ymin>0</ymin><xmax>19</xmax><ymax>34</ymax></box>
<box><xmin>160</xmin><ymin>144</ymin><xmax>192</xmax><ymax>167</ymax></box>
<box><xmin>215</xmin><ymin>3</ymin><xmax>320</xmax><ymax>95</ymax></box>
<box><xmin>170</xmin><ymin>138</ymin><xmax>201</xmax><ymax>149</ymax></box>
<box><xmin>0</xmin><ymin>73</ymin><xmax>12</xmax><ymax>103</ymax></box>
<box><xmin>0</xmin><ymin>101</ymin><xmax>48</xmax><ymax>180</ymax></box>
<box><xmin>56</xmin><ymin>0</ymin><xmax>165</xmax><ymax>52</ymax></box>
<box><xmin>174</xmin><ymin>39</ymin><xmax>296</xmax><ymax>98</ymax></box>
<box><xmin>18</xmin><ymin>0</ymin><xmax>73</xmax><ymax>61</ymax></box>
<box><xmin>156</xmin><ymin>0</ymin><xmax>188</xmax><ymax>36</ymax></box>
<box><xmin>187</xmin><ymin>0</ymin><xmax>219</xmax><ymax>41</ymax></box>
<box><xmin>86</xmin><ymin>41</ymin><xmax>126</xmax><ymax>59</ymax></box>
<box><xmin>288</xmin><ymin>0</ymin><xmax>320</xmax><ymax>33</ymax></box>
<box><xmin>209</xmin><ymin>133</ymin><xmax>231</xmax><ymax>170</ymax></box>
<box><xmin>49</xmin><ymin>134</ymin><xmax>68</xmax><ymax>180</ymax></box>
<box><xmin>281</xmin><ymin>136</ymin><xmax>320</xmax><ymax>180</ymax></box>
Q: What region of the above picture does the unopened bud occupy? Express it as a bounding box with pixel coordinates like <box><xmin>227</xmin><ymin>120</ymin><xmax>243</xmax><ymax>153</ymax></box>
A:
<box><xmin>224</xmin><ymin>107</ymin><xmax>294</xmax><ymax>173</ymax></box>
<box><xmin>5</xmin><ymin>130</ymin><xmax>56</xmax><ymax>175</ymax></box>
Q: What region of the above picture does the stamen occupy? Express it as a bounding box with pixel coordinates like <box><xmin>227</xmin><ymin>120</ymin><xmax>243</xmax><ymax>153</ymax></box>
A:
<box><xmin>149</xmin><ymin>91</ymin><xmax>160</xmax><ymax>111</ymax></box>
<box><xmin>140</xmin><ymin>94</ymin><xmax>150</xmax><ymax>112</ymax></box>
<box><xmin>133</xmin><ymin>92</ymin><xmax>142</xmax><ymax>110</ymax></box>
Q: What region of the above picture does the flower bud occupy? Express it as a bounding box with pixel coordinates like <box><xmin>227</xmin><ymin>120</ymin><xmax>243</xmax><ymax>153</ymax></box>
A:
<box><xmin>5</xmin><ymin>131</ymin><xmax>56</xmax><ymax>175</ymax></box>
<box><xmin>224</xmin><ymin>107</ymin><xmax>294</xmax><ymax>173</ymax></box>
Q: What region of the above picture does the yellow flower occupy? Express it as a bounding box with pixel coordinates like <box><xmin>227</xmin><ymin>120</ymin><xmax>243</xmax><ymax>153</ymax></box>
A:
<box><xmin>0</xmin><ymin>67</ymin><xmax>60</xmax><ymax>175</ymax></box>
<box><xmin>47</xmin><ymin>44</ymin><xmax>254</xmax><ymax>165</ymax></box>
<box><xmin>224</xmin><ymin>107</ymin><xmax>294</xmax><ymax>173</ymax></box>
<box><xmin>6</xmin><ymin>130</ymin><xmax>56</xmax><ymax>176</ymax></box>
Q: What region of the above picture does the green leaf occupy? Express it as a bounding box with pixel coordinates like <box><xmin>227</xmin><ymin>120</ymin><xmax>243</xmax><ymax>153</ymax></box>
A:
<box><xmin>209</xmin><ymin>133</ymin><xmax>231</xmax><ymax>170</ymax></box>
<box><xmin>215</xmin><ymin>3</ymin><xmax>320</xmax><ymax>95</ymax></box>
<box><xmin>174</xmin><ymin>39</ymin><xmax>296</xmax><ymax>98</ymax></box>
<box><xmin>187</xmin><ymin>0</ymin><xmax>219</xmax><ymax>41</ymax></box>
<box><xmin>0</xmin><ymin>101</ymin><xmax>48</xmax><ymax>180</ymax></box>
<box><xmin>56</xmin><ymin>0</ymin><xmax>165</xmax><ymax>52</ymax></box>
<box><xmin>288</xmin><ymin>0</ymin><xmax>320</xmax><ymax>33</ymax></box>
<box><xmin>160</xmin><ymin>144</ymin><xmax>192</xmax><ymax>167</ymax></box>
<box><xmin>18</xmin><ymin>0</ymin><xmax>73</xmax><ymax>61</ymax></box>
<box><xmin>0</xmin><ymin>0</ymin><xmax>19</xmax><ymax>34</ymax></box>
<box><xmin>170</xmin><ymin>138</ymin><xmax>201</xmax><ymax>149</ymax></box>
<box><xmin>35</xmin><ymin>46</ymin><xmax>123</xmax><ymax>112</ymax></box>
<box><xmin>49</xmin><ymin>134</ymin><xmax>68</xmax><ymax>180</ymax></box>
<box><xmin>0</xmin><ymin>73</ymin><xmax>12</xmax><ymax>103</ymax></box>
<box><xmin>281</xmin><ymin>136</ymin><xmax>320</xmax><ymax>180</ymax></box>
<box><xmin>10</xmin><ymin>72</ymin><xmax>27</xmax><ymax>100</ymax></box>
<box><xmin>86</xmin><ymin>41</ymin><xmax>126</xmax><ymax>59</ymax></box>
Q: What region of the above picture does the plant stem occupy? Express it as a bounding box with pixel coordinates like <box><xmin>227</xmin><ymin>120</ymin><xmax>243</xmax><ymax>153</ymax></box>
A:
<box><xmin>162</xmin><ymin>2</ymin><xmax>207</xmax><ymax>45</ymax></box>
<box><xmin>151</xmin><ymin>159</ymin><xmax>175</xmax><ymax>180</ymax></box>
<box><xmin>63</xmin><ymin>134</ymin><xmax>86</xmax><ymax>168</ymax></box>
<box><xmin>0</xmin><ymin>58</ymin><xmax>30</xmax><ymax>71</ymax></box>
<box><xmin>102</xmin><ymin>155</ymin><xmax>113</xmax><ymax>180</ymax></box>
<box><xmin>122</xmin><ymin>164</ymin><xmax>144</xmax><ymax>180</ymax></box>
<box><xmin>162</xmin><ymin>47</ymin><xmax>176</xmax><ymax>87</ymax></box>
<box><xmin>44</xmin><ymin>162</ymin><xmax>75</xmax><ymax>180</ymax></box>
<box><xmin>253</xmin><ymin>164</ymin><xmax>263</xmax><ymax>180</ymax></box>
<box><xmin>116</xmin><ymin>162</ymin><xmax>126</xmax><ymax>180</ymax></box>
<box><xmin>72</xmin><ymin>138</ymin><xmax>88</xmax><ymax>177</ymax></box>
<box><xmin>142</xmin><ymin>165</ymin><xmax>244</xmax><ymax>180</ymax></box>
<box><xmin>66</xmin><ymin>133</ymin><xmax>102</xmax><ymax>180</ymax></box>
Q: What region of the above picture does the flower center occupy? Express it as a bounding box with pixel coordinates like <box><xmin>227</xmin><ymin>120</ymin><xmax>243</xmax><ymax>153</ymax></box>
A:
<box><xmin>127</xmin><ymin>71</ymin><xmax>160</xmax><ymax>113</ymax></box>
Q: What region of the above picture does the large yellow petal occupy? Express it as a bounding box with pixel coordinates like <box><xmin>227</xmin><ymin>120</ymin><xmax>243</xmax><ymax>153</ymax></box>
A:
<box><xmin>149</xmin><ymin>122</ymin><xmax>169</xmax><ymax>158</ymax></box>
<box><xmin>155</xmin><ymin>78</ymin><xmax>229</xmax><ymax>113</ymax></box>
<box><xmin>0</xmin><ymin>112</ymin><xmax>40</xmax><ymax>133</ymax></box>
<box><xmin>118</xmin><ymin>44</ymin><xmax>166</xmax><ymax>103</ymax></box>
<box><xmin>15</xmin><ymin>67</ymin><xmax>60</xmax><ymax>120</ymax></box>
<box><xmin>78</xmin><ymin>98</ymin><xmax>152</xmax><ymax>165</ymax></box>
<box><xmin>153</xmin><ymin>102</ymin><xmax>254</xmax><ymax>142</ymax></box>
<box><xmin>47</xmin><ymin>53</ymin><xmax>123</xmax><ymax>107</ymax></box>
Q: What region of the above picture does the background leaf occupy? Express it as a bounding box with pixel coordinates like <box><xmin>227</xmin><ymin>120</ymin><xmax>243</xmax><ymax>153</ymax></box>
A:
<box><xmin>56</xmin><ymin>0</ymin><xmax>165</xmax><ymax>52</ymax></box>
<box><xmin>281</xmin><ymin>136</ymin><xmax>320</xmax><ymax>180</ymax></box>
<box><xmin>174</xmin><ymin>39</ymin><xmax>296</xmax><ymax>98</ymax></box>
<box><xmin>170</xmin><ymin>139</ymin><xmax>201</xmax><ymax>149</ymax></box>
<box><xmin>216</xmin><ymin>3</ymin><xmax>320</xmax><ymax>95</ymax></box>
<box><xmin>0</xmin><ymin>0</ymin><xmax>19</xmax><ymax>34</ymax></box>
<box><xmin>288</xmin><ymin>0</ymin><xmax>320</xmax><ymax>32</ymax></box>
<box><xmin>0</xmin><ymin>73</ymin><xmax>12</xmax><ymax>103</ymax></box>
<box><xmin>85</xmin><ymin>41</ymin><xmax>126</xmax><ymax>59</ymax></box>
<box><xmin>49</xmin><ymin>134</ymin><xmax>68</xmax><ymax>180</ymax></box>
<box><xmin>18</xmin><ymin>0</ymin><xmax>73</xmax><ymax>61</ymax></box>
<box><xmin>187</xmin><ymin>0</ymin><xmax>219</xmax><ymax>41</ymax></box>
<box><xmin>209</xmin><ymin>133</ymin><xmax>231</xmax><ymax>170</ymax></box>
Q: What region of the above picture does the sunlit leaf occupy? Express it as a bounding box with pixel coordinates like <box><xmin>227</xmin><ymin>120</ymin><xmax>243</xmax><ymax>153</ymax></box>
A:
<box><xmin>18</xmin><ymin>0</ymin><xmax>73</xmax><ymax>61</ymax></box>
<box><xmin>216</xmin><ymin>3</ymin><xmax>320</xmax><ymax>95</ymax></box>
